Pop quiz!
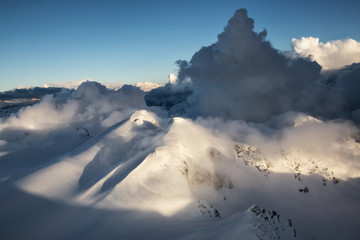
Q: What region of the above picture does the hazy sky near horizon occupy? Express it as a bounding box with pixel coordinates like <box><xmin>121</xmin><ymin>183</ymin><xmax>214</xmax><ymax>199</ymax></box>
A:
<box><xmin>1</xmin><ymin>0</ymin><xmax>359</xmax><ymax>92</ymax></box>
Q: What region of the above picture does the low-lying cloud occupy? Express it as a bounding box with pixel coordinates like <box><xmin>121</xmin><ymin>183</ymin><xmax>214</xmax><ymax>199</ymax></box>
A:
<box><xmin>0</xmin><ymin>87</ymin><xmax>66</xmax><ymax>100</ymax></box>
<box><xmin>0</xmin><ymin>81</ymin><xmax>146</xmax><ymax>134</ymax></box>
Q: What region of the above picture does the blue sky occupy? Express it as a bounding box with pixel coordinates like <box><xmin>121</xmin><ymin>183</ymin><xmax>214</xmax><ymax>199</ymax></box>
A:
<box><xmin>1</xmin><ymin>0</ymin><xmax>359</xmax><ymax>92</ymax></box>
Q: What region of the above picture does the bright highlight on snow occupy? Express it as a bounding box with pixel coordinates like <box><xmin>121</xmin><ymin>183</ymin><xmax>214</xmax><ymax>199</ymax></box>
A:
<box><xmin>1</xmin><ymin>8</ymin><xmax>360</xmax><ymax>240</ymax></box>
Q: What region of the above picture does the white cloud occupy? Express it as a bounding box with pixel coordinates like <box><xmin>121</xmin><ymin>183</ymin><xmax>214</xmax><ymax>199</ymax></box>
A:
<box><xmin>292</xmin><ymin>37</ymin><xmax>360</xmax><ymax>70</ymax></box>
<box><xmin>0</xmin><ymin>81</ymin><xmax>146</xmax><ymax>133</ymax></box>
<box><xmin>168</xmin><ymin>73</ymin><xmax>178</xmax><ymax>85</ymax></box>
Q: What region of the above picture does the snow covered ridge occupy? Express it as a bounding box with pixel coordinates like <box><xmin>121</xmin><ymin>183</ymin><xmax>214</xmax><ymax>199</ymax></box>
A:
<box><xmin>1</xmin><ymin>8</ymin><xmax>360</xmax><ymax>240</ymax></box>
<box><xmin>1</xmin><ymin>103</ymin><xmax>360</xmax><ymax>239</ymax></box>
<box><xmin>182</xmin><ymin>205</ymin><xmax>296</xmax><ymax>240</ymax></box>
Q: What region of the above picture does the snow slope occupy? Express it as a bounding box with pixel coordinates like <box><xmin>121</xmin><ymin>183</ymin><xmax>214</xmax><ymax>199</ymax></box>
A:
<box><xmin>1</xmin><ymin>8</ymin><xmax>360</xmax><ymax>240</ymax></box>
<box><xmin>0</xmin><ymin>106</ymin><xmax>358</xmax><ymax>239</ymax></box>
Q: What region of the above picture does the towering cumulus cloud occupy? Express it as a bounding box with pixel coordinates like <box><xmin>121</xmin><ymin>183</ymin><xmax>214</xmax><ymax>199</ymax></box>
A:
<box><xmin>292</xmin><ymin>37</ymin><xmax>360</xmax><ymax>70</ymax></box>
<box><xmin>177</xmin><ymin>9</ymin><xmax>328</xmax><ymax>122</ymax></box>
<box><xmin>176</xmin><ymin>9</ymin><xmax>360</xmax><ymax>124</ymax></box>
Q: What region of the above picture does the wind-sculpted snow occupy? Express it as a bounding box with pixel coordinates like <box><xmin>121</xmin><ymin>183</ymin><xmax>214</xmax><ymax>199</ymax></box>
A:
<box><xmin>0</xmin><ymin>108</ymin><xmax>357</xmax><ymax>239</ymax></box>
<box><xmin>1</xmin><ymin>8</ymin><xmax>360</xmax><ymax>240</ymax></box>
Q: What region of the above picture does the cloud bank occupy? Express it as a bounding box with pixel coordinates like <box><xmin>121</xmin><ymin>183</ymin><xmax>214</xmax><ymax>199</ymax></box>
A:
<box><xmin>292</xmin><ymin>37</ymin><xmax>360</xmax><ymax>70</ymax></box>
<box><xmin>0</xmin><ymin>87</ymin><xmax>66</xmax><ymax>100</ymax></box>
<box><xmin>0</xmin><ymin>81</ymin><xmax>146</xmax><ymax>134</ymax></box>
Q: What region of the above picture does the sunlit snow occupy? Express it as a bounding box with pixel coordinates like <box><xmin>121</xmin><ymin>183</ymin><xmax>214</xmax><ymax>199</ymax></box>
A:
<box><xmin>1</xmin><ymin>8</ymin><xmax>360</xmax><ymax>240</ymax></box>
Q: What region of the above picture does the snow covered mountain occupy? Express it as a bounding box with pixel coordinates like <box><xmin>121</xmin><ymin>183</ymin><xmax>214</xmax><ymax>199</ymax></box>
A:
<box><xmin>1</xmin><ymin>8</ymin><xmax>360</xmax><ymax>240</ymax></box>
<box><xmin>1</xmin><ymin>102</ymin><xmax>359</xmax><ymax>239</ymax></box>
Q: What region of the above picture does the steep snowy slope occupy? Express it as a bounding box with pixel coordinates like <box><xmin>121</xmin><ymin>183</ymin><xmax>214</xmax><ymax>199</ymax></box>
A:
<box><xmin>6</xmin><ymin>108</ymin><xmax>358</xmax><ymax>239</ymax></box>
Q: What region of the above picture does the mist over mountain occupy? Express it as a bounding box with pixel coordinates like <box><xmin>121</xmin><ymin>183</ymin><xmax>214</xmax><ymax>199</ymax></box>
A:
<box><xmin>1</xmin><ymin>8</ymin><xmax>360</xmax><ymax>240</ymax></box>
